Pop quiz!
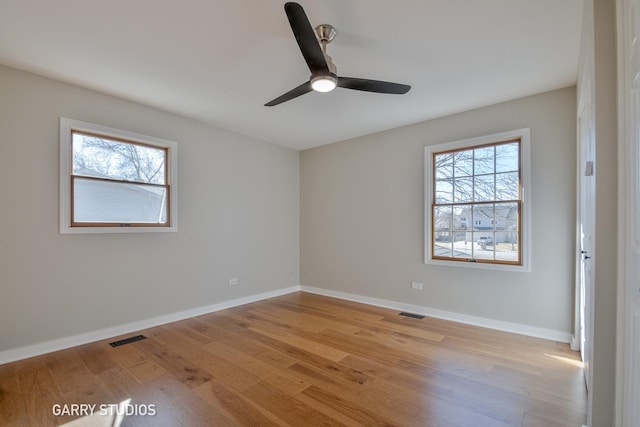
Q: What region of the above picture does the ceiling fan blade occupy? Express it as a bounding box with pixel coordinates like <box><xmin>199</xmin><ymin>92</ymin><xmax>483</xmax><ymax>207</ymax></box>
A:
<box><xmin>337</xmin><ymin>77</ymin><xmax>411</xmax><ymax>95</ymax></box>
<box><xmin>265</xmin><ymin>81</ymin><xmax>312</xmax><ymax>106</ymax></box>
<box><xmin>284</xmin><ymin>2</ymin><xmax>329</xmax><ymax>75</ymax></box>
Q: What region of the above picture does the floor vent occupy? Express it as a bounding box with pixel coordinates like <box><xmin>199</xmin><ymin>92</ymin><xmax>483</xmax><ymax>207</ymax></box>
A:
<box><xmin>399</xmin><ymin>312</ymin><xmax>425</xmax><ymax>320</ymax></box>
<box><xmin>109</xmin><ymin>335</ymin><xmax>147</xmax><ymax>348</ymax></box>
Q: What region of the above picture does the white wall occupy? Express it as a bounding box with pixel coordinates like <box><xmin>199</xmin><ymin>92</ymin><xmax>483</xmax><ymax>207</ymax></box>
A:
<box><xmin>301</xmin><ymin>87</ymin><xmax>576</xmax><ymax>336</ymax></box>
<box><xmin>0</xmin><ymin>65</ymin><xmax>300</xmax><ymax>354</ymax></box>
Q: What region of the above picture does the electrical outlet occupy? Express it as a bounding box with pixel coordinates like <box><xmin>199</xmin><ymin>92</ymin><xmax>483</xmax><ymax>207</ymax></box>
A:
<box><xmin>411</xmin><ymin>281</ymin><xmax>423</xmax><ymax>290</ymax></box>
<box><xmin>229</xmin><ymin>277</ymin><xmax>238</xmax><ymax>286</ymax></box>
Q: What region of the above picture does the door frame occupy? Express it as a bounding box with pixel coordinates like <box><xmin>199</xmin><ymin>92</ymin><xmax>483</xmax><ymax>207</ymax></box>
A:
<box><xmin>576</xmin><ymin>106</ymin><xmax>595</xmax><ymax>394</ymax></box>
<box><xmin>575</xmin><ymin>0</ymin><xmax>596</xmax><ymax>404</ymax></box>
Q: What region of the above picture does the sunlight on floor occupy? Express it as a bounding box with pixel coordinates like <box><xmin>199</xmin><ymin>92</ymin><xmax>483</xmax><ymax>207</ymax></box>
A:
<box><xmin>545</xmin><ymin>353</ymin><xmax>584</xmax><ymax>369</ymax></box>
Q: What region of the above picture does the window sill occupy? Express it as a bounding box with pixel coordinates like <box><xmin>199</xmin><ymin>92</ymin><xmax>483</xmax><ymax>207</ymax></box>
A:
<box><xmin>425</xmin><ymin>257</ymin><xmax>530</xmax><ymax>272</ymax></box>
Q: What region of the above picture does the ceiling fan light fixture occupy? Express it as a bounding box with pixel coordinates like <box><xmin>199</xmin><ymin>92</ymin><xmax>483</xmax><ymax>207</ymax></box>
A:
<box><xmin>311</xmin><ymin>75</ymin><xmax>337</xmax><ymax>92</ymax></box>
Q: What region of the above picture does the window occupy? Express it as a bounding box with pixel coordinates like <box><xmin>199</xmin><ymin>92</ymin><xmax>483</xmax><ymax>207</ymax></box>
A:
<box><xmin>60</xmin><ymin>118</ymin><xmax>178</xmax><ymax>233</ymax></box>
<box><xmin>425</xmin><ymin>129</ymin><xmax>530</xmax><ymax>271</ymax></box>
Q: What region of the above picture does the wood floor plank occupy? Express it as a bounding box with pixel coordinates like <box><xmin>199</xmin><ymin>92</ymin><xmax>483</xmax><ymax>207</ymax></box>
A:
<box><xmin>202</xmin><ymin>314</ymin><xmax>356</xmax><ymax>373</ymax></box>
<box><xmin>289</xmin><ymin>298</ymin><xmax>387</xmax><ymax>324</ymax></box>
<box><xmin>370</xmin><ymin>357</ymin><xmax>526</xmax><ymax>426</ymax></box>
<box><xmin>180</xmin><ymin>317</ymin><xmax>236</xmax><ymax>342</ymax></box>
<box><xmin>248</xmin><ymin>321</ymin><xmax>350</xmax><ymax>363</ymax></box>
<box><xmin>107</xmin><ymin>340</ymin><xmax>169</xmax><ymax>384</ymax></box>
<box><xmin>241</xmin><ymin>381</ymin><xmax>347</xmax><ymax>427</ymax></box>
<box><xmin>300</xmin><ymin>384</ymin><xmax>399</xmax><ymax>427</ymax></box>
<box><xmin>76</xmin><ymin>342</ymin><xmax>120</xmax><ymax>375</ymax></box>
<box><xmin>150</xmin><ymin>326</ymin><xmax>261</xmax><ymax>393</ymax></box>
<box><xmin>287</xmin><ymin>361</ymin><xmax>458</xmax><ymax>427</ymax></box>
<box><xmin>0</xmin><ymin>364</ymin><xmax>24</xmax><ymax>426</ymax></box>
<box><xmin>204</xmin><ymin>341</ymin><xmax>310</xmax><ymax>396</ymax></box>
<box><xmin>285</xmin><ymin>352</ymin><xmax>460</xmax><ymax>426</ymax></box>
<box><xmin>246</xmin><ymin>306</ymin><xmax>328</xmax><ymax>334</ymax></box>
<box><xmin>314</xmin><ymin>328</ymin><xmax>412</xmax><ymax>366</ymax></box>
<box><xmin>0</xmin><ymin>292</ymin><xmax>587</xmax><ymax>426</ymax></box>
<box><xmin>250</xmin><ymin>304</ymin><xmax>362</xmax><ymax>335</ymax></box>
<box><xmin>129</xmin><ymin>334</ymin><xmax>212</xmax><ymax>389</ymax></box>
<box><xmin>294</xmin><ymin>392</ymin><xmax>369</xmax><ymax>427</ymax></box>
<box><xmin>193</xmin><ymin>379</ymin><xmax>283</xmax><ymax>426</ymax></box>
<box><xmin>15</xmin><ymin>356</ymin><xmax>68</xmax><ymax>426</ymax></box>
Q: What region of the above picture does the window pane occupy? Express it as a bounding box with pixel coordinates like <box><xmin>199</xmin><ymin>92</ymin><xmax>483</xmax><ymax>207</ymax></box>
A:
<box><xmin>72</xmin><ymin>132</ymin><xmax>166</xmax><ymax>184</ymax></box>
<box><xmin>453</xmin><ymin>177</ymin><xmax>473</xmax><ymax>203</ymax></box>
<box><xmin>496</xmin><ymin>202</ymin><xmax>518</xmax><ymax>233</ymax></box>
<box><xmin>73</xmin><ymin>177</ymin><xmax>167</xmax><ymax>224</ymax></box>
<box><xmin>474</xmin><ymin>240</ymin><xmax>495</xmax><ymax>260</ymax></box>
<box><xmin>453</xmin><ymin>150</ymin><xmax>473</xmax><ymax>177</ymax></box>
<box><xmin>434</xmin><ymin>152</ymin><xmax>453</xmax><ymax>179</ymax></box>
<box><xmin>474</xmin><ymin>174</ymin><xmax>495</xmax><ymax>202</ymax></box>
<box><xmin>496</xmin><ymin>233</ymin><xmax>520</xmax><ymax>262</ymax></box>
<box><xmin>435</xmin><ymin>179</ymin><xmax>453</xmax><ymax>203</ymax></box>
<box><xmin>496</xmin><ymin>172</ymin><xmax>519</xmax><ymax>200</ymax></box>
<box><xmin>433</xmin><ymin>204</ymin><xmax>452</xmax><ymax>258</ymax></box>
<box><xmin>433</xmin><ymin>206</ymin><xmax>452</xmax><ymax>232</ymax></box>
<box><xmin>433</xmin><ymin>239</ymin><xmax>453</xmax><ymax>258</ymax></box>
<box><xmin>474</xmin><ymin>146</ymin><xmax>494</xmax><ymax>175</ymax></box>
<box><xmin>452</xmin><ymin>235</ymin><xmax>473</xmax><ymax>260</ymax></box>
<box><xmin>496</xmin><ymin>142</ymin><xmax>519</xmax><ymax>173</ymax></box>
<box><xmin>453</xmin><ymin>205</ymin><xmax>470</xmax><ymax>231</ymax></box>
<box><xmin>472</xmin><ymin>204</ymin><xmax>494</xmax><ymax>231</ymax></box>
<box><xmin>452</xmin><ymin>206</ymin><xmax>473</xmax><ymax>259</ymax></box>
<box><xmin>495</xmin><ymin>202</ymin><xmax>519</xmax><ymax>262</ymax></box>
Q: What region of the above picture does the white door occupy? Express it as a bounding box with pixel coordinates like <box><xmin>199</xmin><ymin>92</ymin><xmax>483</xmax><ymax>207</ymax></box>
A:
<box><xmin>578</xmin><ymin>110</ymin><xmax>595</xmax><ymax>393</ymax></box>
<box><xmin>619</xmin><ymin>0</ymin><xmax>640</xmax><ymax>425</ymax></box>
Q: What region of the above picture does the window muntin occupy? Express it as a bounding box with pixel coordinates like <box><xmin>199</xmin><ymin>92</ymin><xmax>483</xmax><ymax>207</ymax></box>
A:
<box><xmin>60</xmin><ymin>118</ymin><xmax>178</xmax><ymax>234</ymax></box>
<box><xmin>425</xmin><ymin>129</ymin><xmax>530</xmax><ymax>271</ymax></box>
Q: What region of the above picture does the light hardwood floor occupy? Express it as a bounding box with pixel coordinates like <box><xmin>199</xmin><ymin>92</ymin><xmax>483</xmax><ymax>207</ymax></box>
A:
<box><xmin>0</xmin><ymin>292</ymin><xmax>586</xmax><ymax>426</ymax></box>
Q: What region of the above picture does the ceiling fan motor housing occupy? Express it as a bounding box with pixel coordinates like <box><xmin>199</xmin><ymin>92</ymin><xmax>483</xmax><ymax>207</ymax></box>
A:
<box><xmin>315</xmin><ymin>24</ymin><xmax>336</xmax><ymax>44</ymax></box>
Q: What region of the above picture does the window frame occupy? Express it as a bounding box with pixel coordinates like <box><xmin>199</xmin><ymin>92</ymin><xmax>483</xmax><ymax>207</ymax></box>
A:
<box><xmin>60</xmin><ymin>118</ymin><xmax>178</xmax><ymax>234</ymax></box>
<box><xmin>424</xmin><ymin>128</ymin><xmax>531</xmax><ymax>272</ymax></box>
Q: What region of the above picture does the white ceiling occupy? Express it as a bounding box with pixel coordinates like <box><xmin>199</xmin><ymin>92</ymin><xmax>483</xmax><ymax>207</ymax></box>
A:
<box><xmin>0</xmin><ymin>1</ymin><xmax>583</xmax><ymax>150</ymax></box>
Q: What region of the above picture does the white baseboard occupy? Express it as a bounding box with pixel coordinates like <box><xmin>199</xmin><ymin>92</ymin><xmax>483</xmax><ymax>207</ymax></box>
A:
<box><xmin>0</xmin><ymin>286</ymin><xmax>300</xmax><ymax>365</ymax></box>
<box><xmin>1</xmin><ymin>284</ymin><xmax>573</xmax><ymax>365</ymax></box>
<box><xmin>300</xmin><ymin>285</ymin><xmax>573</xmax><ymax>344</ymax></box>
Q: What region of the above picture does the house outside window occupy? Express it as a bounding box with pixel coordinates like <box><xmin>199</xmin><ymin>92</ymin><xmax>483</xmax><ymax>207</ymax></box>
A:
<box><xmin>425</xmin><ymin>129</ymin><xmax>531</xmax><ymax>271</ymax></box>
<box><xmin>60</xmin><ymin>118</ymin><xmax>178</xmax><ymax>234</ymax></box>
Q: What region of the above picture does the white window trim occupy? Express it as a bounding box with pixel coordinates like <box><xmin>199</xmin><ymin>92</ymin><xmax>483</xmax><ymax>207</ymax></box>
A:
<box><xmin>424</xmin><ymin>128</ymin><xmax>531</xmax><ymax>272</ymax></box>
<box><xmin>59</xmin><ymin>117</ymin><xmax>178</xmax><ymax>234</ymax></box>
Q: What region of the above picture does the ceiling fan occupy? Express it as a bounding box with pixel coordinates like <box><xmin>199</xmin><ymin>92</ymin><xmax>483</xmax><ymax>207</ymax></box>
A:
<box><xmin>265</xmin><ymin>2</ymin><xmax>411</xmax><ymax>106</ymax></box>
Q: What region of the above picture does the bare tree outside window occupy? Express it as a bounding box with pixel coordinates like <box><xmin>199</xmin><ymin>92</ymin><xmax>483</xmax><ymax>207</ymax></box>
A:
<box><xmin>72</xmin><ymin>134</ymin><xmax>166</xmax><ymax>184</ymax></box>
